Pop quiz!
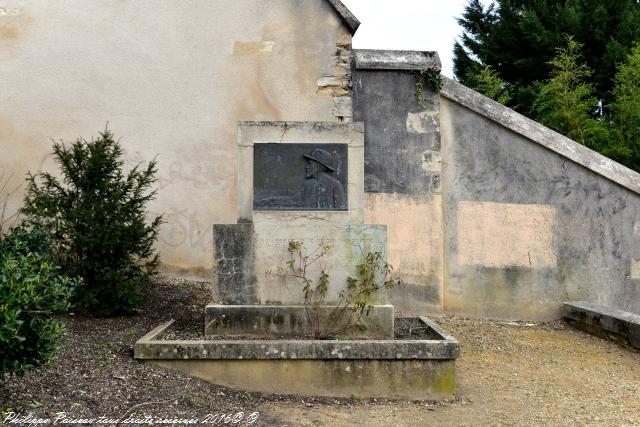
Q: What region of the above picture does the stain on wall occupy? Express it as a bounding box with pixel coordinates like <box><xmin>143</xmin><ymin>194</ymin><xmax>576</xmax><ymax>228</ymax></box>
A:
<box><xmin>212</xmin><ymin>223</ymin><xmax>257</xmax><ymax>304</ymax></box>
<box><xmin>457</xmin><ymin>201</ymin><xmax>557</xmax><ymax>269</ymax></box>
<box><xmin>406</xmin><ymin>111</ymin><xmax>438</xmax><ymax>135</ymax></box>
<box><xmin>233</xmin><ymin>41</ymin><xmax>276</xmax><ymax>54</ymax></box>
<box><xmin>364</xmin><ymin>193</ymin><xmax>443</xmax><ymax>313</ymax></box>
<box><xmin>352</xmin><ymin>69</ymin><xmax>439</xmax><ymax>195</ymax></box>
<box><xmin>353</xmin><ymin>58</ymin><xmax>443</xmax><ymax>315</ymax></box>
<box><xmin>0</xmin><ymin>7</ymin><xmax>30</xmax><ymax>43</ymax></box>
<box><xmin>630</xmin><ymin>260</ymin><xmax>640</xmax><ymax>279</ymax></box>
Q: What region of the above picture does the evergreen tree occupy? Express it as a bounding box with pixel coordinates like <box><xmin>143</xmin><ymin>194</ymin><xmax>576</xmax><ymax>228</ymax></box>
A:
<box><xmin>464</xmin><ymin>64</ymin><xmax>511</xmax><ymax>104</ymax></box>
<box><xmin>22</xmin><ymin>129</ymin><xmax>162</xmax><ymax>316</ymax></box>
<box><xmin>533</xmin><ymin>37</ymin><xmax>608</xmax><ymax>150</ymax></box>
<box><xmin>455</xmin><ymin>0</ymin><xmax>640</xmax><ymax>113</ymax></box>
<box><xmin>609</xmin><ymin>43</ymin><xmax>640</xmax><ymax>169</ymax></box>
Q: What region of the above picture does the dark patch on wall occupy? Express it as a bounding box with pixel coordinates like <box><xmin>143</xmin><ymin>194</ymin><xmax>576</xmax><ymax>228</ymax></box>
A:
<box><xmin>212</xmin><ymin>224</ymin><xmax>257</xmax><ymax>304</ymax></box>
<box><xmin>352</xmin><ymin>68</ymin><xmax>440</xmax><ymax>195</ymax></box>
<box><xmin>389</xmin><ymin>281</ymin><xmax>441</xmax><ymax>315</ymax></box>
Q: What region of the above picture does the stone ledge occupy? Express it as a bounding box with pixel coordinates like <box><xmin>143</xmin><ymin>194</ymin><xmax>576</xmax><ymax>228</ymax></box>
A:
<box><xmin>354</xmin><ymin>49</ymin><xmax>441</xmax><ymax>71</ymax></box>
<box><xmin>237</xmin><ymin>120</ymin><xmax>364</xmax><ymax>134</ymax></box>
<box><xmin>135</xmin><ymin>317</ymin><xmax>459</xmax><ymax>360</ymax></box>
<box><xmin>134</xmin><ymin>317</ymin><xmax>459</xmax><ymax>400</ymax></box>
<box><xmin>563</xmin><ymin>301</ymin><xmax>640</xmax><ymax>350</ymax></box>
<box><xmin>441</xmin><ymin>77</ymin><xmax>640</xmax><ymax>196</ymax></box>
<box><xmin>204</xmin><ymin>304</ymin><xmax>395</xmax><ymax>339</ymax></box>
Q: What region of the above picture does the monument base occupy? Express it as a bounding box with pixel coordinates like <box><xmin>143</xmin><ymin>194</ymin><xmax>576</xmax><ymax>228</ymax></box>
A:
<box><xmin>134</xmin><ymin>317</ymin><xmax>459</xmax><ymax>401</ymax></box>
<box><xmin>151</xmin><ymin>359</ymin><xmax>455</xmax><ymax>401</ymax></box>
<box><xmin>205</xmin><ymin>304</ymin><xmax>394</xmax><ymax>339</ymax></box>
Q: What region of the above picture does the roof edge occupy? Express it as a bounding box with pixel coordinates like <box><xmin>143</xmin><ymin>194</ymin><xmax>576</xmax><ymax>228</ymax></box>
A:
<box><xmin>326</xmin><ymin>0</ymin><xmax>360</xmax><ymax>35</ymax></box>
<box><xmin>440</xmin><ymin>76</ymin><xmax>640</xmax><ymax>196</ymax></box>
<box><xmin>354</xmin><ymin>49</ymin><xmax>441</xmax><ymax>71</ymax></box>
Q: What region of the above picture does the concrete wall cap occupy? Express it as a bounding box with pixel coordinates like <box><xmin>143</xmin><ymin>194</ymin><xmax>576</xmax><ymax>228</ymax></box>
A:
<box><xmin>564</xmin><ymin>301</ymin><xmax>640</xmax><ymax>324</ymax></box>
<box><xmin>354</xmin><ymin>49</ymin><xmax>442</xmax><ymax>71</ymax></box>
<box><xmin>237</xmin><ymin>120</ymin><xmax>364</xmax><ymax>132</ymax></box>
<box><xmin>326</xmin><ymin>0</ymin><xmax>360</xmax><ymax>34</ymax></box>
<box><xmin>441</xmin><ymin>77</ymin><xmax>640</xmax><ymax>196</ymax></box>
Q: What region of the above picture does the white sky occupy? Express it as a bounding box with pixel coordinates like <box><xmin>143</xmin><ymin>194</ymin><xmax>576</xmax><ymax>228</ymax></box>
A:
<box><xmin>341</xmin><ymin>0</ymin><xmax>493</xmax><ymax>77</ymax></box>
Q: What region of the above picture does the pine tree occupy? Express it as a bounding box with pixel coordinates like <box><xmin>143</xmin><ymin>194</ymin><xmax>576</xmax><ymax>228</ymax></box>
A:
<box><xmin>533</xmin><ymin>37</ymin><xmax>608</xmax><ymax>150</ymax></box>
<box><xmin>464</xmin><ymin>64</ymin><xmax>511</xmax><ymax>104</ymax></box>
<box><xmin>455</xmin><ymin>0</ymin><xmax>640</xmax><ymax>112</ymax></box>
<box><xmin>22</xmin><ymin>129</ymin><xmax>162</xmax><ymax>316</ymax></box>
<box><xmin>609</xmin><ymin>43</ymin><xmax>640</xmax><ymax>169</ymax></box>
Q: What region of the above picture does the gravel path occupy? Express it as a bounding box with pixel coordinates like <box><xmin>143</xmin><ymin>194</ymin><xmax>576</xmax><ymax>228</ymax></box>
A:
<box><xmin>2</xmin><ymin>277</ymin><xmax>639</xmax><ymax>426</ymax></box>
<box><xmin>264</xmin><ymin>317</ymin><xmax>640</xmax><ymax>426</ymax></box>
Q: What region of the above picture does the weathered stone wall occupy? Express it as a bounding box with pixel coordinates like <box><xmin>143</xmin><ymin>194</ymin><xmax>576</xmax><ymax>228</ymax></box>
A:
<box><xmin>0</xmin><ymin>0</ymin><xmax>353</xmax><ymax>278</ymax></box>
<box><xmin>352</xmin><ymin>50</ymin><xmax>444</xmax><ymax>315</ymax></box>
<box><xmin>5</xmin><ymin>0</ymin><xmax>637</xmax><ymax>321</ymax></box>
<box><xmin>440</xmin><ymin>79</ymin><xmax>640</xmax><ymax>320</ymax></box>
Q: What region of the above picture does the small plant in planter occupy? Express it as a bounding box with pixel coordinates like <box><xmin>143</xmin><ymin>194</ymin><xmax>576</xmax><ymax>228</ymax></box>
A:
<box><xmin>277</xmin><ymin>240</ymin><xmax>400</xmax><ymax>339</ymax></box>
<box><xmin>21</xmin><ymin>128</ymin><xmax>162</xmax><ymax>316</ymax></box>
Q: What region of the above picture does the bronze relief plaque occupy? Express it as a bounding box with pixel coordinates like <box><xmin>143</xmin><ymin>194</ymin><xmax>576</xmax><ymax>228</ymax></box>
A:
<box><xmin>253</xmin><ymin>143</ymin><xmax>348</xmax><ymax>211</ymax></box>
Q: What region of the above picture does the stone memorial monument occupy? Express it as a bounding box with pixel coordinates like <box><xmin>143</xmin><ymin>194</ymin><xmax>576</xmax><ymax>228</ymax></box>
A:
<box><xmin>207</xmin><ymin>121</ymin><xmax>394</xmax><ymax>338</ymax></box>
<box><xmin>135</xmin><ymin>120</ymin><xmax>458</xmax><ymax>401</ymax></box>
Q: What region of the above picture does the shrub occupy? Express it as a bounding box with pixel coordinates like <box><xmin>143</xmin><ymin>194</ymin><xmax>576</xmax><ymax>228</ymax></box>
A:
<box><xmin>1</xmin><ymin>170</ymin><xmax>21</xmax><ymax>236</ymax></box>
<box><xmin>22</xmin><ymin>129</ymin><xmax>162</xmax><ymax>316</ymax></box>
<box><xmin>0</xmin><ymin>224</ymin><xmax>79</xmax><ymax>376</ymax></box>
<box><xmin>0</xmin><ymin>220</ymin><xmax>52</xmax><ymax>258</ymax></box>
<box><xmin>464</xmin><ymin>64</ymin><xmax>511</xmax><ymax>105</ymax></box>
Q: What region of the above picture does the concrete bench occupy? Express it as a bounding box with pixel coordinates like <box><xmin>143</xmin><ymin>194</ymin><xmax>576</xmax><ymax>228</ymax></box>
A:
<box><xmin>563</xmin><ymin>301</ymin><xmax>640</xmax><ymax>350</ymax></box>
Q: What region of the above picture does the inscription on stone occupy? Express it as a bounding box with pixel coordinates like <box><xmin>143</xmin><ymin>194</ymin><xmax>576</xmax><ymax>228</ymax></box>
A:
<box><xmin>254</xmin><ymin>143</ymin><xmax>348</xmax><ymax>211</ymax></box>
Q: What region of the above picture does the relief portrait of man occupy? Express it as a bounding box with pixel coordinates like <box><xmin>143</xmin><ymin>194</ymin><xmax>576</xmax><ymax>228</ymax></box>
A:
<box><xmin>302</xmin><ymin>148</ymin><xmax>346</xmax><ymax>210</ymax></box>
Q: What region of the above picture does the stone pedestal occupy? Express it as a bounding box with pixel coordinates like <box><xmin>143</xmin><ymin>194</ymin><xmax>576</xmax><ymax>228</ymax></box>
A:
<box><xmin>137</xmin><ymin>121</ymin><xmax>458</xmax><ymax>401</ymax></box>
<box><xmin>209</xmin><ymin>121</ymin><xmax>393</xmax><ymax>339</ymax></box>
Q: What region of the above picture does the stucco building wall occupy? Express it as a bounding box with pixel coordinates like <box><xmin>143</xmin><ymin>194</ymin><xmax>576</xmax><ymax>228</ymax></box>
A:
<box><xmin>0</xmin><ymin>0</ymin><xmax>352</xmax><ymax>277</ymax></box>
<box><xmin>3</xmin><ymin>2</ymin><xmax>639</xmax><ymax>320</ymax></box>
<box><xmin>440</xmin><ymin>80</ymin><xmax>640</xmax><ymax>320</ymax></box>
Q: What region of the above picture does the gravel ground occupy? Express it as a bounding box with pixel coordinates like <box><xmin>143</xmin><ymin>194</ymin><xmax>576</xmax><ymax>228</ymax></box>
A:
<box><xmin>264</xmin><ymin>317</ymin><xmax>640</xmax><ymax>426</ymax></box>
<box><xmin>2</xmin><ymin>277</ymin><xmax>639</xmax><ymax>426</ymax></box>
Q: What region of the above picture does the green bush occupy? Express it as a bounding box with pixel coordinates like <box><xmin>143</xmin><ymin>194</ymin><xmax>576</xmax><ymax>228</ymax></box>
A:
<box><xmin>22</xmin><ymin>129</ymin><xmax>162</xmax><ymax>316</ymax></box>
<box><xmin>0</xmin><ymin>224</ymin><xmax>79</xmax><ymax>376</ymax></box>
<box><xmin>0</xmin><ymin>221</ymin><xmax>52</xmax><ymax>258</ymax></box>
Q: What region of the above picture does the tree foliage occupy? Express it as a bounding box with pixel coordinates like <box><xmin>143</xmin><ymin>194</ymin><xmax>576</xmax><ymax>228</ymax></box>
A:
<box><xmin>533</xmin><ymin>37</ymin><xmax>608</xmax><ymax>150</ymax></box>
<box><xmin>609</xmin><ymin>43</ymin><xmax>640</xmax><ymax>169</ymax></box>
<box><xmin>22</xmin><ymin>129</ymin><xmax>162</xmax><ymax>316</ymax></box>
<box><xmin>464</xmin><ymin>64</ymin><xmax>511</xmax><ymax>104</ymax></box>
<box><xmin>455</xmin><ymin>0</ymin><xmax>640</xmax><ymax>112</ymax></box>
<box><xmin>455</xmin><ymin>0</ymin><xmax>640</xmax><ymax>172</ymax></box>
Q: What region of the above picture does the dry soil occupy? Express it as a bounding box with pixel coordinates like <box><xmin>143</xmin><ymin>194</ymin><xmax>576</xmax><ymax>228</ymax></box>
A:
<box><xmin>2</xmin><ymin>277</ymin><xmax>639</xmax><ymax>426</ymax></box>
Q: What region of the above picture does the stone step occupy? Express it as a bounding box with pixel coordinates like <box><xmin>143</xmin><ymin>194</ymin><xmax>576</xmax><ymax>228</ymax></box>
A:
<box><xmin>563</xmin><ymin>301</ymin><xmax>640</xmax><ymax>350</ymax></box>
<box><xmin>204</xmin><ymin>304</ymin><xmax>395</xmax><ymax>339</ymax></box>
